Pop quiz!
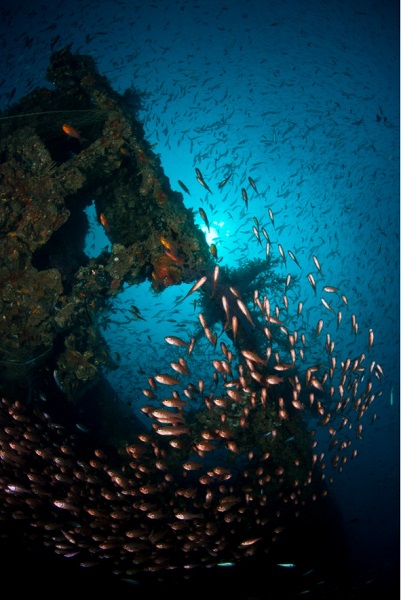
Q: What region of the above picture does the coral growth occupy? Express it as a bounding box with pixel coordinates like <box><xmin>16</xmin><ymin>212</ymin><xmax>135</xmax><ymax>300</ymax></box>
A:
<box><xmin>0</xmin><ymin>47</ymin><xmax>211</xmax><ymax>399</ymax></box>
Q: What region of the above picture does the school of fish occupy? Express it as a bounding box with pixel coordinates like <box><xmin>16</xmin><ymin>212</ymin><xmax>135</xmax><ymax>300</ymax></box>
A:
<box><xmin>0</xmin><ymin>160</ymin><xmax>384</xmax><ymax>580</ymax></box>
<box><xmin>0</xmin><ymin>0</ymin><xmax>395</xmax><ymax>589</ymax></box>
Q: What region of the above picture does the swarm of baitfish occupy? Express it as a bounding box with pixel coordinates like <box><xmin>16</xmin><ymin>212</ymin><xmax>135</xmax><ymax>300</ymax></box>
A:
<box><xmin>0</xmin><ymin>257</ymin><xmax>382</xmax><ymax>583</ymax></box>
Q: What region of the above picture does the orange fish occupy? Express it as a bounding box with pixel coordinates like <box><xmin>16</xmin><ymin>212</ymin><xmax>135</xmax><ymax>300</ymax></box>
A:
<box><xmin>210</xmin><ymin>243</ymin><xmax>218</xmax><ymax>259</ymax></box>
<box><xmin>165</xmin><ymin>336</ymin><xmax>189</xmax><ymax>348</ymax></box>
<box><xmin>99</xmin><ymin>212</ymin><xmax>110</xmax><ymax>232</ymax></box>
<box><xmin>154</xmin><ymin>374</ymin><xmax>180</xmax><ymax>386</ymax></box>
<box><xmin>176</xmin><ymin>275</ymin><xmax>208</xmax><ymax>306</ymax></box>
<box><xmin>62</xmin><ymin>123</ymin><xmax>85</xmax><ymax>143</ymax></box>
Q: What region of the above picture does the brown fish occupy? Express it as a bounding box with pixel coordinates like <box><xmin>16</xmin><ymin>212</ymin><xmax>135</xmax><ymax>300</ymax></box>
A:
<box><xmin>241</xmin><ymin>187</ymin><xmax>248</xmax><ymax>209</ymax></box>
<box><xmin>248</xmin><ymin>176</ymin><xmax>259</xmax><ymax>194</ymax></box>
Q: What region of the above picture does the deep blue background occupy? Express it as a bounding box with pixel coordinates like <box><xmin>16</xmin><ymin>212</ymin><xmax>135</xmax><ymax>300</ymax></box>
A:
<box><xmin>0</xmin><ymin>0</ymin><xmax>399</xmax><ymax>597</ymax></box>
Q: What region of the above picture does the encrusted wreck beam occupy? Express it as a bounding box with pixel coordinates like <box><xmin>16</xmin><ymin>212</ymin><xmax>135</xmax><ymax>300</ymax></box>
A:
<box><xmin>0</xmin><ymin>47</ymin><xmax>212</xmax><ymax>401</ymax></box>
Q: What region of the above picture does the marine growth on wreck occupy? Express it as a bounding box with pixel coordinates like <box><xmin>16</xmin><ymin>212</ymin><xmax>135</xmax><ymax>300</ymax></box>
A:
<box><xmin>0</xmin><ymin>48</ymin><xmax>384</xmax><ymax>584</ymax></box>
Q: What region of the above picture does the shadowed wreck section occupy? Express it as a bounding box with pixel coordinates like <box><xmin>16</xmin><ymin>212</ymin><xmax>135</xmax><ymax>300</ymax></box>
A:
<box><xmin>0</xmin><ymin>46</ymin><xmax>212</xmax><ymax>402</ymax></box>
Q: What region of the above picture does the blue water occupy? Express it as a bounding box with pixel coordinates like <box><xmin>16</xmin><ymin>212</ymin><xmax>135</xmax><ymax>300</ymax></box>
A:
<box><xmin>0</xmin><ymin>0</ymin><xmax>399</xmax><ymax>596</ymax></box>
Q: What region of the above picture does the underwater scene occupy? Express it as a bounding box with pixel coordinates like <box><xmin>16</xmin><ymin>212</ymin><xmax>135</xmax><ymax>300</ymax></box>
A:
<box><xmin>0</xmin><ymin>0</ymin><xmax>399</xmax><ymax>598</ymax></box>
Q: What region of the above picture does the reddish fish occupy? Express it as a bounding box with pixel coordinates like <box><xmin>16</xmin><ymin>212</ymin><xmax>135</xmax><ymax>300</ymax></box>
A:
<box><xmin>176</xmin><ymin>276</ymin><xmax>208</xmax><ymax>305</ymax></box>
<box><xmin>62</xmin><ymin>123</ymin><xmax>86</xmax><ymax>143</ymax></box>
<box><xmin>154</xmin><ymin>374</ymin><xmax>180</xmax><ymax>385</ymax></box>
<box><xmin>99</xmin><ymin>212</ymin><xmax>110</xmax><ymax>233</ymax></box>
<box><xmin>165</xmin><ymin>336</ymin><xmax>189</xmax><ymax>348</ymax></box>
